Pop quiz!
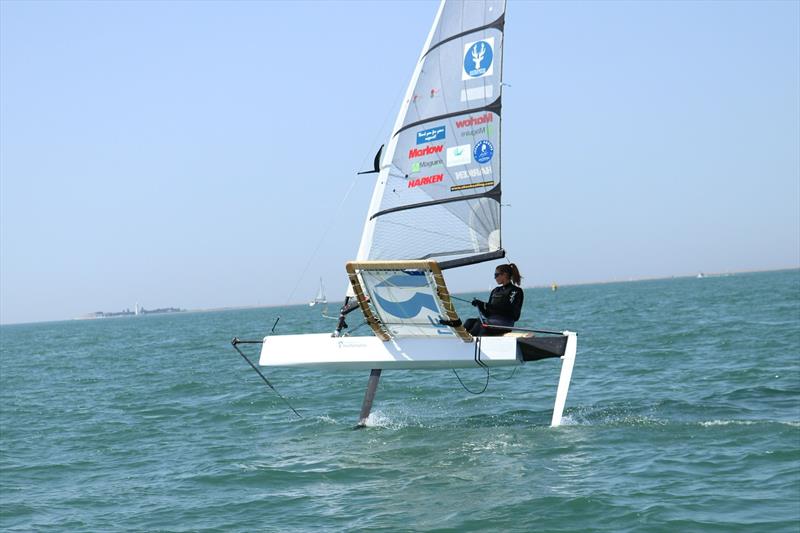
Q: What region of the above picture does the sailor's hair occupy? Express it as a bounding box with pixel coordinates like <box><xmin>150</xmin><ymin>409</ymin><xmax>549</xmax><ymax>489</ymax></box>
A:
<box><xmin>497</xmin><ymin>263</ymin><xmax>522</xmax><ymax>286</ymax></box>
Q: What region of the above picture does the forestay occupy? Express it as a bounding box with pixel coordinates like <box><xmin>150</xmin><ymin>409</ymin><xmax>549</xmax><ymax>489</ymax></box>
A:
<box><xmin>356</xmin><ymin>0</ymin><xmax>507</xmax><ymax>269</ymax></box>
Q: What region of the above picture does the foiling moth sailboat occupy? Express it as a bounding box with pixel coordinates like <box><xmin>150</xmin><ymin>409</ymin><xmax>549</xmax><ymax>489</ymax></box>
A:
<box><xmin>233</xmin><ymin>0</ymin><xmax>577</xmax><ymax>427</ymax></box>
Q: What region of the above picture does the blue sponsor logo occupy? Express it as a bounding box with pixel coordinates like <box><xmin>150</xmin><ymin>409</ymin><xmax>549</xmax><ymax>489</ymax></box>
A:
<box><xmin>416</xmin><ymin>125</ymin><xmax>446</xmax><ymax>145</ymax></box>
<box><xmin>372</xmin><ymin>272</ymin><xmax>439</xmax><ymax>319</ymax></box>
<box><xmin>464</xmin><ymin>40</ymin><xmax>494</xmax><ymax>78</ymax></box>
<box><xmin>473</xmin><ymin>140</ymin><xmax>494</xmax><ymax>164</ymax></box>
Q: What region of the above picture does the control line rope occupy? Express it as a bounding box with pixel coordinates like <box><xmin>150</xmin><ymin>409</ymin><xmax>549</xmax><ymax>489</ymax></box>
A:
<box><xmin>452</xmin><ymin>336</ymin><xmax>489</xmax><ymax>395</ymax></box>
<box><xmin>452</xmin><ymin>367</ymin><xmax>489</xmax><ymax>395</ymax></box>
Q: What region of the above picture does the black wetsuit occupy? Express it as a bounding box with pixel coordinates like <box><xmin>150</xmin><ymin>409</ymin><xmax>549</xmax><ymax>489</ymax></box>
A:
<box><xmin>465</xmin><ymin>283</ymin><xmax>524</xmax><ymax>336</ymax></box>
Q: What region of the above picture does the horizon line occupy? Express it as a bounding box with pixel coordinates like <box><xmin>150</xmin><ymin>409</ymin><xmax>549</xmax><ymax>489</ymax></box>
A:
<box><xmin>1</xmin><ymin>265</ymin><xmax>798</xmax><ymax>327</ymax></box>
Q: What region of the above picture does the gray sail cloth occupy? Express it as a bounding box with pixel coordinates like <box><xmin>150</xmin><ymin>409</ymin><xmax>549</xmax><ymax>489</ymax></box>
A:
<box><xmin>429</xmin><ymin>0</ymin><xmax>506</xmax><ymax>47</ymax></box>
<box><xmin>367</xmin><ymin>0</ymin><xmax>506</xmax><ymax>266</ymax></box>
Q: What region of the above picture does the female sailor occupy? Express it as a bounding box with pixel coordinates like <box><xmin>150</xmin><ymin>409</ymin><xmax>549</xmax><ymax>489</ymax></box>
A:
<box><xmin>464</xmin><ymin>264</ymin><xmax>524</xmax><ymax>336</ymax></box>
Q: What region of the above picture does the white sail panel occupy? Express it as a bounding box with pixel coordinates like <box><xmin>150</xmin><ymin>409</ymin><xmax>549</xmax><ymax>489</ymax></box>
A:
<box><xmin>360</xmin><ymin>269</ymin><xmax>455</xmax><ymax>338</ymax></box>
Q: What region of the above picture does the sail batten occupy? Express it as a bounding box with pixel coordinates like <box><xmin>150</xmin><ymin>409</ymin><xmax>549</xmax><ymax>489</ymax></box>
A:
<box><xmin>370</xmin><ymin>183</ymin><xmax>501</xmax><ymax>220</ymax></box>
<box><xmin>354</xmin><ymin>0</ymin><xmax>507</xmax><ymax>272</ymax></box>
<box><xmin>393</xmin><ymin>96</ymin><xmax>502</xmax><ymax>138</ymax></box>
<box><xmin>424</xmin><ymin>13</ymin><xmax>505</xmax><ymax>59</ymax></box>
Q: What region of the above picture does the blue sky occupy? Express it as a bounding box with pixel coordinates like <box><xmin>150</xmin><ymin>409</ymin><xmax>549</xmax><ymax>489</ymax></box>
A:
<box><xmin>1</xmin><ymin>0</ymin><xmax>798</xmax><ymax>324</ymax></box>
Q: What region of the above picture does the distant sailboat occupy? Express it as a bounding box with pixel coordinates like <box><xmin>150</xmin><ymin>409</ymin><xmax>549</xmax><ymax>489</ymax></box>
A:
<box><xmin>308</xmin><ymin>278</ymin><xmax>327</xmax><ymax>307</ymax></box>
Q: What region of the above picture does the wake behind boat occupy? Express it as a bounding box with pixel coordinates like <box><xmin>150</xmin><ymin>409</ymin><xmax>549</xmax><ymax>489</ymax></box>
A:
<box><xmin>233</xmin><ymin>0</ymin><xmax>578</xmax><ymax>427</ymax></box>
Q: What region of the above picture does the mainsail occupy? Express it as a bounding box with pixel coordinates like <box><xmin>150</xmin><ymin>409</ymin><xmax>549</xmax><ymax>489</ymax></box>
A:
<box><xmin>356</xmin><ymin>0</ymin><xmax>506</xmax><ymax>269</ymax></box>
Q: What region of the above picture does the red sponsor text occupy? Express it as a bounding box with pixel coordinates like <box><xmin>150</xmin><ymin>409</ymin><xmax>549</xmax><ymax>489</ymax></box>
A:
<box><xmin>408</xmin><ymin>144</ymin><xmax>444</xmax><ymax>159</ymax></box>
<box><xmin>455</xmin><ymin>112</ymin><xmax>493</xmax><ymax>128</ymax></box>
<box><xmin>408</xmin><ymin>173</ymin><xmax>443</xmax><ymax>188</ymax></box>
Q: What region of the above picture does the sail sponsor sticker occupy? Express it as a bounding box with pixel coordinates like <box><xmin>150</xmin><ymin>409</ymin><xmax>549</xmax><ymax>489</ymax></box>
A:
<box><xmin>408</xmin><ymin>173</ymin><xmax>443</xmax><ymax>188</ymax></box>
<box><xmin>460</xmin><ymin>125</ymin><xmax>493</xmax><ymax>138</ymax></box>
<box><xmin>416</xmin><ymin>125</ymin><xmax>446</xmax><ymax>145</ymax></box>
<box><xmin>473</xmin><ymin>140</ymin><xmax>494</xmax><ymax>164</ymax></box>
<box><xmin>408</xmin><ymin>144</ymin><xmax>443</xmax><ymax>159</ymax></box>
<box><xmin>454</xmin><ymin>166</ymin><xmax>492</xmax><ymax>180</ymax></box>
<box><xmin>450</xmin><ymin>180</ymin><xmax>495</xmax><ymax>192</ymax></box>
<box><xmin>411</xmin><ymin>159</ymin><xmax>443</xmax><ymax>173</ymax></box>
<box><xmin>456</xmin><ymin>112</ymin><xmax>493</xmax><ymax>129</ymax></box>
<box><xmin>446</xmin><ymin>144</ymin><xmax>471</xmax><ymax>167</ymax></box>
<box><xmin>463</xmin><ymin>37</ymin><xmax>494</xmax><ymax>80</ymax></box>
<box><xmin>456</xmin><ymin>113</ymin><xmax>495</xmax><ymax>138</ymax></box>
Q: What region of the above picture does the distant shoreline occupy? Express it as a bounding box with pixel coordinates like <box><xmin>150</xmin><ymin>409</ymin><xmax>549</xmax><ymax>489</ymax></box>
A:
<box><xmin>2</xmin><ymin>266</ymin><xmax>797</xmax><ymax>327</ymax></box>
<box><xmin>75</xmin><ymin>307</ymin><xmax>185</xmax><ymax>321</ymax></box>
<box><xmin>457</xmin><ymin>266</ymin><xmax>800</xmax><ymax>298</ymax></box>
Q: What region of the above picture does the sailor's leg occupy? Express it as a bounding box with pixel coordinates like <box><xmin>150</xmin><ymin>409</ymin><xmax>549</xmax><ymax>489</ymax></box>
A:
<box><xmin>464</xmin><ymin>318</ymin><xmax>481</xmax><ymax>336</ymax></box>
<box><xmin>356</xmin><ymin>369</ymin><xmax>382</xmax><ymax>428</ymax></box>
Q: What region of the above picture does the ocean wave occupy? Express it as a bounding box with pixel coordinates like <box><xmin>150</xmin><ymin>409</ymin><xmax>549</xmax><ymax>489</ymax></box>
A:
<box><xmin>700</xmin><ymin>419</ymin><xmax>800</xmax><ymax>427</ymax></box>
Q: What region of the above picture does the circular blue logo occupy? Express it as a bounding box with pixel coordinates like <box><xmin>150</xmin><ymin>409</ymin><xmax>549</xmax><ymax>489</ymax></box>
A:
<box><xmin>463</xmin><ymin>40</ymin><xmax>494</xmax><ymax>78</ymax></box>
<box><xmin>473</xmin><ymin>140</ymin><xmax>494</xmax><ymax>164</ymax></box>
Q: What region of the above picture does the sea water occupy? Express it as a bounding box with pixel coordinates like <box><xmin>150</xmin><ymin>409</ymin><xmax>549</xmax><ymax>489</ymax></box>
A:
<box><xmin>1</xmin><ymin>269</ymin><xmax>798</xmax><ymax>531</ymax></box>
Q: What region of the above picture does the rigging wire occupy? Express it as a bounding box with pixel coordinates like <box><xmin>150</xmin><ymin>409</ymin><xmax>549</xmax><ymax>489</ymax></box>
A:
<box><xmin>280</xmin><ymin>175</ymin><xmax>361</xmax><ymax>308</ymax></box>
<box><xmin>280</xmin><ymin>77</ymin><xmax>409</xmax><ymax>312</ymax></box>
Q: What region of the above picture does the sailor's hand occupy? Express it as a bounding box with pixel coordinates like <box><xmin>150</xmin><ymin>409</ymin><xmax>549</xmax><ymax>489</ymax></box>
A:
<box><xmin>471</xmin><ymin>298</ymin><xmax>482</xmax><ymax>307</ymax></box>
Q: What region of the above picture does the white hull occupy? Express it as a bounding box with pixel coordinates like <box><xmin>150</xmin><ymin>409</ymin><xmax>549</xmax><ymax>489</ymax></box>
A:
<box><xmin>259</xmin><ymin>331</ymin><xmax>578</xmax><ymax>426</ymax></box>
<box><xmin>261</xmin><ymin>333</ymin><xmax>520</xmax><ymax>370</ymax></box>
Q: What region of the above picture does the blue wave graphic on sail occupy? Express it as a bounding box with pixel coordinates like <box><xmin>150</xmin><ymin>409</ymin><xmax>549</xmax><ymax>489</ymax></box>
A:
<box><xmin>372</xmin><ymin>273</ymin><xmax>438</xmax><ymax>318</ymax></box>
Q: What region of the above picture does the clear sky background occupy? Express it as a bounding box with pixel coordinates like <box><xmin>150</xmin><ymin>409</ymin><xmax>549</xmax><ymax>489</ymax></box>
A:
<box><xmin>1</xmin><ymin>0</ymin><xmax>798</xmax><ymax>324</ymax></box>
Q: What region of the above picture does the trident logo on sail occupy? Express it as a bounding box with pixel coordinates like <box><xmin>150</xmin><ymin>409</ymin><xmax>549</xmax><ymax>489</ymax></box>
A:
<box><xmin>463</xmin><ymin>37</ymin><xmax>494</xmax><ymax>80</ymax></box>
<box><xmin>471</xmin><ymin>42</ymin><xmax>486</xmax><ymax>70</ymax></box>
